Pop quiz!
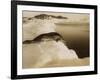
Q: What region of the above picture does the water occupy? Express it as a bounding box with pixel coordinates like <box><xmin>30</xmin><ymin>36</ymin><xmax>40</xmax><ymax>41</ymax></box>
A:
<box><xmin>55</xmin><ymin>24</ymin><xmax>89</xmax><ymax>58</ymax></box>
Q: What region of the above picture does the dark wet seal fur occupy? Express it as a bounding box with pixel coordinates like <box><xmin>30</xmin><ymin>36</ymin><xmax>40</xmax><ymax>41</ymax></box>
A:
<box><xmin>23</xmin><ymin>32</ymin><xmax>66</xmax><ymax>44</ymax></box>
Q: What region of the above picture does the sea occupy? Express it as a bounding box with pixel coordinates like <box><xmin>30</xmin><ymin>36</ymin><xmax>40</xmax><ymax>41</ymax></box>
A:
<box><xmin>55</xmin><ymin>23</ymin><xmax>89</xmax><ymax>58</ymax></box>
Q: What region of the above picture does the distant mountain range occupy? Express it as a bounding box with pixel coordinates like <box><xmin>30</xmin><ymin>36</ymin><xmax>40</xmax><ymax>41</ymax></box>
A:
<box><xmin>23</xmin><ymin>14</ymin><xmax>68</xmax><ymax>23</ymax></box>
<box><xmin>34</xmin><ymin>14</ymin><xmax>68</xmax><ymax>19</ymax></box>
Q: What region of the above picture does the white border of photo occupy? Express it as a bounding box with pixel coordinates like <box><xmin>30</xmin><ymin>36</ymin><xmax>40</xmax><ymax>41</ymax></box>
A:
<box><xmin>17</xmin><ymin>5</ymin><xmax>94</xmax><ymax>75</ymax></box>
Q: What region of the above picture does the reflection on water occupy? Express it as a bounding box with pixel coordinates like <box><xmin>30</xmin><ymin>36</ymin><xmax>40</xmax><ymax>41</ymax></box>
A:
<box><xmin>55</xmin><ymin>24</ymin><xmax>89</xmax><ymax>58</ymax></box>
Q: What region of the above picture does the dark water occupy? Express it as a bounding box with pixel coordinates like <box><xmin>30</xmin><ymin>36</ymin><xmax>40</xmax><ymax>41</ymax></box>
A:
<box><xmin>56</xmin><ymin>24</ymin><xmax>89</xmax><ymax>58</ymax></box>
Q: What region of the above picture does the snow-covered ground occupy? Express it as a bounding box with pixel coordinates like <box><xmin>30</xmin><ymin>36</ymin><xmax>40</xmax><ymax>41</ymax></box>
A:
<box><xmin>22</xmin><ymin>42</ymin><xmax>89</xmax><ymax>68</ymax></box>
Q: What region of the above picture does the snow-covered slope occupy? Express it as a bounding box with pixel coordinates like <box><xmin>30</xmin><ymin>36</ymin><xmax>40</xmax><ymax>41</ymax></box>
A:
<box><xmin>23</xmin><ymin>19</ymin><xmax>56</xmax><ymax>41</ymax></box>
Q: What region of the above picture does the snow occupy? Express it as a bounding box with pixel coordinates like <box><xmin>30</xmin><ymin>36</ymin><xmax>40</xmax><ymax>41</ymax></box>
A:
<box><xmin>23</xmin><ymin>19</ymin><xmax>56</xmax><ymax>41</ymax></box>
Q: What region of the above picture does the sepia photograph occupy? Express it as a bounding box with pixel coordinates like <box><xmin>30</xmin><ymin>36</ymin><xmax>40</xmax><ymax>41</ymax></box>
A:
<box><xmin>22</xmin><ymin>11</ymin><xmax>90</xmax><ymax>68</ymax></box>
<box><xmin>11</xmin><ymin>1</ymin><xmax>97</xmax><ymax>79</ymax></box>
